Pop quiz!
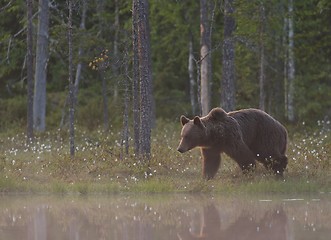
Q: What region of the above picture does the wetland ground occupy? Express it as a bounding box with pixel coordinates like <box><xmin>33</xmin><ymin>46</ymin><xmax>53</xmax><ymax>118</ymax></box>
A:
<box><xmin>0</xmin><ymin>121</ymin><xmax>330</xmax><ymax>195</ymax></box>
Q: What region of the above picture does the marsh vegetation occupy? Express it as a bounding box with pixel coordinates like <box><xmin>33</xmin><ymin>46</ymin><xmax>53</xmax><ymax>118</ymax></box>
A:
<box><xmin>0</xmin><ymin>120</ymin><xmax>330</xmax><ymax>195</ymax></box>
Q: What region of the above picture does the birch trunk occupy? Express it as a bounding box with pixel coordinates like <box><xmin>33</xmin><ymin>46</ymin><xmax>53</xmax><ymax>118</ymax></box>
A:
<box><xmin>188</xmin><ymin>36</ymin><xmax>196</xmax><ymax>115</ymax></box>
<box><xmin>74</xmin><ymin>0</ymin><xmax>87</xmax><ymax>102</ymax></box>
<box><xmin>33</xmin><ymin>0</ymin><xmax>49</xmax><ymax>132</ymax></box>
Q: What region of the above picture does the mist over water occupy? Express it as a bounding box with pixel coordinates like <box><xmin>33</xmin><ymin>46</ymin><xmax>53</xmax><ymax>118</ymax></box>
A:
<box><xmin>0</xmin><ymin>194</ymin><xmax>330</xmax><ymax>240</ymax></box>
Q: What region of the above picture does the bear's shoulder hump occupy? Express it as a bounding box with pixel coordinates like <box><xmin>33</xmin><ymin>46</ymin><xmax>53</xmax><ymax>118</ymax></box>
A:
<box><xmin>208</xmin><ymin>108</ymin><xmax>227</xmax><ymax>121</ymax></box>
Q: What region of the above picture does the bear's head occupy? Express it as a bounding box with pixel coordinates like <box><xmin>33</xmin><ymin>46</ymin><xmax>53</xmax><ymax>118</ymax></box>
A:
<box><xmin>177</xmin><ymin>115</ymin><xmax>207</xmax><ymax>153</ymax></box>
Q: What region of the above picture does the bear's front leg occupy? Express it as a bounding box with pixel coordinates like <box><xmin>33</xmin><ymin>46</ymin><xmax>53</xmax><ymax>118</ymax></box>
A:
<box><xmin>200</xmin><ymin>148</ymin><xmax>221</xmax><ymax>180</ymax></box>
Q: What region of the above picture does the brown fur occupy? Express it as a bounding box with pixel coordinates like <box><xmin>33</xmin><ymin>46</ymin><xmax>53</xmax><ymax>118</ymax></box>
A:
<box><xmin>177</xmin><ymin>108</ymin><xmax>288</xmax><ymax>179</ymax></box>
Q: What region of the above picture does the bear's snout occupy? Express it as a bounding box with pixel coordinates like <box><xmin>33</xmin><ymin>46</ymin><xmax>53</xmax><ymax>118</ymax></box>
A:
<box><xmin>177</xmin><ymin>140</ymin><xmax>191</xmax><ymax>153</ymax></box>
<box><xmin>177</xmin><ymin>140</ymin><xmax>187</xmax><ymax>153</ymax></box>
<box><xmin>177</xmin><ymin>147</ymin><xmax>185</xmax><ymax>153</ymax></box>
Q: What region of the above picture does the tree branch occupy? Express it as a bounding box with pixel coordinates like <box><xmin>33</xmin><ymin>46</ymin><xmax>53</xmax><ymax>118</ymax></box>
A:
<box><xmin>0</xmin><ymin>0</ymin><xmax>12</xmax><ymax>13</ymax></box>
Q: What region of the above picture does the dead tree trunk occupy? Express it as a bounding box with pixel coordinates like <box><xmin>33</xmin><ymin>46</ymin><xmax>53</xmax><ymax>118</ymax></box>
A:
<box><xmin>200</xmin><ymin>0</ymin><xmax>211</xmax><ymax>116</ymax></box>
<box><xmin>221</xmin><ymin>0</ymin><xmax>236</xmax><ymax>112</ymax></box>
<box><xmin>112</xmin><ymin>0</ymin><xmax>119</xmax><ymax>100</ymax></box>
<box><xmin>67</xmin><ymin>0</ymin><xmax>75</xmax><ymax>157</ymax></box>
<box><xmin>96</xmin><ymin>0</ymin><xmax>109</xmax><ymax>131</ymax></box>
<box><xmin>60</xmin><ymin>0</ymin><xmax>87</xmax><ymax>129</ymax></box>
<box><xmin>121</xmin><ymin>50</ymin><xmax>130</xmax><ymax>157</ymax></box>
<box><xmin>101</xmin><ymin>70</ymin><xmax>109</xmax><ymax>131</ymax></box>
<box><xmin>259</xmin><ymin>2</ymin><xmax>266</xmax><ymax>111</ymax></box>
<box><xmin>286</xmin><ymin>0</ymin><xmax>295</xmax><ymax>122</ymax></box>
<box><xmin>26</xmin><ymin>0</ymin><xmax>34</xmax><ymax>143</ymax></box>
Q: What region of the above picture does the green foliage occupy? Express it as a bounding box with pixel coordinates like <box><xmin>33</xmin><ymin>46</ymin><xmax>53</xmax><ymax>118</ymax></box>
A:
<box><xmin>0</xmin><ymin>0</ymin><xmax>330</xmax><ymax>129</ymax></box>
<box><xmin>0</xmin><ymin>96</ymin><xmax>26</xmax><ymax>130</ymax></box>
<box><xmin>294</xmin><ymin>0</ymin><xmax>331</xmax><ymax>121</ymax></box>
<box><xmin>149</xmin><ymin>1</ymin><xmax>200</xmax><ymax>117</ymax></box>
<box><xmin>0</xmin><ymin>0</ymin><xmax>28</xmax><ymax>97</ymax></box>
<box><xmin>0</xmin><ymin>86</ymin><xmax>126</xmax><ymax>133</ymax></box>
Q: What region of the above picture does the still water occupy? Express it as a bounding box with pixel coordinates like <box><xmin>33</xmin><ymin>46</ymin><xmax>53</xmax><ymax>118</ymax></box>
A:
<box><xmin>0</xmin><ymin>193</ymin><xmax>330</xmax><ymax>240</ymax></box>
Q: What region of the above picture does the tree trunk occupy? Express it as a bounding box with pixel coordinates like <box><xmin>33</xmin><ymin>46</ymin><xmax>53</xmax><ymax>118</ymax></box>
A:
<box><xmin>200</xmin><ymin>0</ymin><xmax>211</xmax><ymax>116</ymax></box>
<box><xmin>121</xmin><ymin>52</ymin><xmax>130</xmax><ymax>157</ymax></box>
<box><xmin>101</xmin><ymin>70</ymin><xmax>109</xmax><ymax>131</ymax></box>
<box><xmin>188</xmin><ymin>35</ymin><xmax>196</xmax><ymax>115</ymax></box>
<box><xmin>259</xmin><ymin>2</ymin><xmax>266</xmax><ymax>111</ymax></box>
<box><xmin>112</xmin><ymin>0</ymin><xmax>119</xmax><ymax>100</ymax></box>
<box><xmin>196</xmin><ymin>56</ymin><xmax>202</xmax><ymax>116</ymax></box>
<box><xmin>67</xmin><ymin>0</ymin><xmax>75</xmax><ymax>157</ymax></box>
<box><xmin>33</xmin><ymin>0</ymin><xmax>49</xmax><ymax>132</ymax></box>
<box><xmin>59</xmin><ymin>0</ymin><xmax>86</xmax><ymax>130</ymax></box>
<box><xmin>287</xmin><ymin>0</ymin><xmax>295</xmax><ymax>122</ymax></box>
<box><xmin>26</xmin><ymin>0</ymin><xmax>34</xmax><ymax>143</ymax></box>
<box><xmin>283</xmin><ymin>8</ymin><xmax>288</xmax><ymax>120</ymax></box>
<box><xmin>74</xmin><ymin>0</ymin><xmax>87</xmax><ymax>102</ymax></box>
<box><xmin>137</xmin><ymin>0</ymin><xmax>152</xmax><ymax>159</ymax></box>
<box><xmin>221</xmin><ymin>0</ymin><xmax>236</xmax><ymax>112</ymax></box>
<box><xmin>133</xmin><ymin>0</ymin><xmax>153</xmax><ymax>160</ymax></box>
<box><xmin>96</xmin><ymin>0</ymin><xmax>109</xmax><ymax>131</ymax></box>
<box><xmin>132</xmin><ymin>0</ymin><xmax>140</xmax><ymax>155</ymax></box>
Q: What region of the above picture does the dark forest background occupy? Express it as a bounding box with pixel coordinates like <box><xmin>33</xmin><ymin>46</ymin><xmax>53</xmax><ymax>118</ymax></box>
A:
<box><xmin>0</xmin><ymin>0</ymin><xmax>330</xmax><ymax>134</ymax></box>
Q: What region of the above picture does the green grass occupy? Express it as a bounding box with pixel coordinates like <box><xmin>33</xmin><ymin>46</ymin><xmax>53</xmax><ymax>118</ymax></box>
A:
<box><xmin>0</xmin><ymin>121</ymin><xmax>330</xmax><ymax>195</ymax></box>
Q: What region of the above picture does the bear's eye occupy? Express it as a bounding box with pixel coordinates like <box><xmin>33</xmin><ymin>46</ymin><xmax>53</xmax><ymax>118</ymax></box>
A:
<box><xmin>182</xmin><ymin>135</ymin><xmax>189</xmax><ymax>140</ymax></box>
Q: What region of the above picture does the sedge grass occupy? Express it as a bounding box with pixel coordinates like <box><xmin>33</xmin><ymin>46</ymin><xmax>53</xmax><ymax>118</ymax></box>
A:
<box><xmin>0</xmin><ymin>121</ymin><xmax>330</xmax><ymax>195</ymax></box>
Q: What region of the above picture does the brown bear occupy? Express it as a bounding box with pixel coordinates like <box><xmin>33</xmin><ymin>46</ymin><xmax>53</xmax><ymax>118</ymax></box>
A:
<box><xmin>177</xmin><ymin>107</ymin><xmax>288</xmax><ymax>180</ymax></box>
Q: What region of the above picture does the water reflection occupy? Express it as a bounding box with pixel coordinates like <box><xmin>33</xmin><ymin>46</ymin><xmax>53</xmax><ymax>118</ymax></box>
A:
<box><xmin>0</xmin><ymin>194</ymin><xmax>330</xmax><ymax>240</ymax></box>
<box><xmin>178</xmin><ymin>204</ymin><xmax>288</xmax><ymax>240</ymax></box>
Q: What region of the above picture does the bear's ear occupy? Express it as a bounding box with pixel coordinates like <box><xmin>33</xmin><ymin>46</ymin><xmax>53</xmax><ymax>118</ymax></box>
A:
<box><xmin>180</xmin><ymin>115</ymin><xmax>190</xmax><ymax>126</ymax></box>
<box><xmin>193</xmin><ymin>116</ymin><xmax>205</xmax><ymax>129</ymax></box>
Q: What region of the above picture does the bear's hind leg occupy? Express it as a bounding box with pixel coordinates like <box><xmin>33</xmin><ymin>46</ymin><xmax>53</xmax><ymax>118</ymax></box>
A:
<box><xmin>225</xmin><ymin>144</ymin><xmax>256</xmax><ymax>174</ymax></box>
<box><xmin>271</xmin><ymin>155</ymin><xmax>288</xmax><ymax>177</ymax></box>
<box><xmin>201</xmin><ymin>148</ymin><xmax>221</xmax><ymax>180</ymax></box>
